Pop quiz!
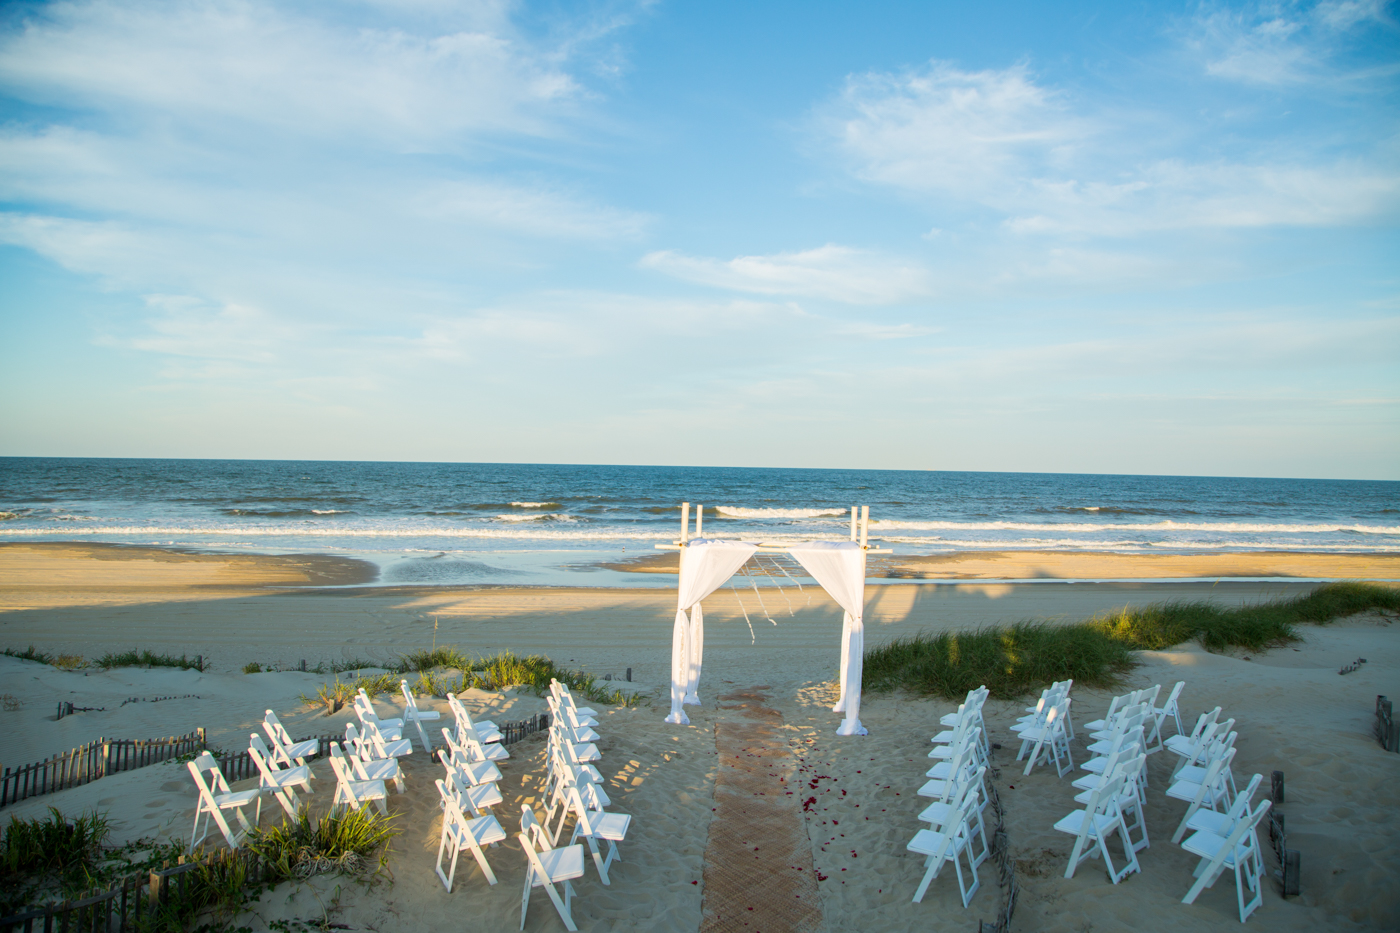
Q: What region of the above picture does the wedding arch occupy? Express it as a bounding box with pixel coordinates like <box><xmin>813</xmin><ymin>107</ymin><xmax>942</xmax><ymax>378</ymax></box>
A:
<box><xmin>658</xmin><ymin>503</ymin><xmax>888</xmax><ymax>736</ymax></box>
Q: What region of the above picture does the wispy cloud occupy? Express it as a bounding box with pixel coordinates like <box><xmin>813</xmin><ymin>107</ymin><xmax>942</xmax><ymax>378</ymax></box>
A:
<box><xmin>1185</xmin><ymin>0</ymin><xmax>1397</xmax><ymax>87</ymax></box>
<box><xmin>819</xmin><ymin>54</ymin><xmax>1400</xmax><ymax>237</ymax></box>
<box><xmin>640</xmin><ymin>245</ymin><xmax>932</xmax><ymax>304</ymax></box>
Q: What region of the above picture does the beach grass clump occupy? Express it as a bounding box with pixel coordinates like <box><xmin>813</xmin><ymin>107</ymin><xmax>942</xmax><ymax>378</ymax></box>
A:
<box><xmin>247</xmin><ymin>807</ymin><xmax>395</xmax><ymax>880</ymax></box>
<box><xmin>95</xmin><ymin>649</ymin><xmax>205</xmax><ymax>672</ymax></box>
<box><xmin>396</xmin><ymin>647</ymin><xmax>474</xmax><ymax>672</ymax></box>
<box><xmin>864</xmin><ymin>623</ymin><xmax>1135</xmax><ymax>699</ymax></box>
<box><xmin>0</xmin><ymin>808</ymin><xmax>111</xmax><ymax>883</ymax></box>
<box><xmin>2</xmin><ymin>646</ymin><xmax>53</xmax><ymax>665</ymax></box>
<box><xmin>866</xmin><ymin>581</ymin><xmax>1399</xmax><ymax>700</ymax></box>
<box><xmin>242</xmin><ymin>661</ymin><xmax>263</xmax><ymax>674</ymax></box>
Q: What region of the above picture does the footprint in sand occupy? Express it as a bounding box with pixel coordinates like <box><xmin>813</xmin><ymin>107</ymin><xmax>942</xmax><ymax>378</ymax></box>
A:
<box><xmin>144</xmin><ymin>798</ymin><xmax>168</xmax><ymax>809</ymax></box>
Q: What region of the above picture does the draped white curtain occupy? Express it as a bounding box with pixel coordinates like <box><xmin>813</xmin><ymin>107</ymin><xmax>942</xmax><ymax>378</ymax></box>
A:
<box><xmin>665</xmin><ymin>539</ymin><xmax>758</xmax><ymax>725</ymax></box>
<box><xmin>788</xmin><ymin>542</ymin><xmax>869</xmax><ymax>736</ymax></box>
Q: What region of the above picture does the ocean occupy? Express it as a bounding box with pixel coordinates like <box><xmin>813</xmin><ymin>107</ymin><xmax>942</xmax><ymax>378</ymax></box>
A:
<box><xmin>0</xmin><ymin>458</ymin><xmax>1396</xmax><ymax>587</ymax></box>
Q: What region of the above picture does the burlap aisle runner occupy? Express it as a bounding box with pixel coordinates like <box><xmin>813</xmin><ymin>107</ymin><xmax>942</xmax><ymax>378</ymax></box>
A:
<box><xmin>699</xmin><ymin>688</ymin><xmax>824</xmax><ymax>933</ymax></box>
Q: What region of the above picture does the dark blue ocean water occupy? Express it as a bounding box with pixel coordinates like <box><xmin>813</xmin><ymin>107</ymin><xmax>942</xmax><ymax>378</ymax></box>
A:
<box><xmin>1</xmin><ymin>458</ymin><xmax>1396</xmax><ymax>585</ymax></box>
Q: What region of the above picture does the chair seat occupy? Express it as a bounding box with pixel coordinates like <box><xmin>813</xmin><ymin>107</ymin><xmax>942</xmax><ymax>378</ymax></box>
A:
<box><xmin>918</xmin><ymin>778</ymin><xmax>956</xmax><ymax>798</ymax></box>
<box><xmin>1185</xmin><ymin>809</ymin><xmax>1238</xmax><ymax>836</ymax></box>
<box><xmin>264</xmin><ymin>765</ymin><xmax>312</xmax><ymax>787</ymax></box>
<box><xmin>1083</xmin><ymin>718</ymin><xmax>1111</xmax><ymax>733</ymax></box>
<box><xmin>284</xmin><ymin>739</ymin><xmax>320</xmax><ymax>758</ymax></box>
<box><xmin>1165</xmin><ymin>778</ymin><xmax>1227</xmax><ymax>806</ymax></box>
<box><xmin>478</xmin><ymin>743</ymin><xmax>510</xmax><ymax>761</ymax></box>
<box><xmin>931</xmin><ymin>729</ymin><xmax>957</xmax><ymax>744</ymax></box>
<box><xmin>359</xmin><ymin>759</ymin><xmax>401</xmax><ymax>781</ymax></box>
<box><xmin>1053</xmin><ymin>809</ymin><xmax>1121</xmax><ymax>837</ymax></box>
<box><xmin>380</xmin><ymin>738</ymin><xmax>414</xmax><ymax>757</ymax></box>
<box><xmin>1175</xmin><ymin>763</ymin><xmax>1214</xmax><ymax>785</ymax></box>
<box><xmin>346</xmin><ymin>779</ymin><xmax>387</xmax><ymax>801</ymax></box>
<box><xmin>917</xmin><ymin>801</ymin><xmax>957</xmax><ymax>825</ymax></box>
<box><xmin>463</xmin><ymin>781</ymin><xmax>505</xmax><ymax>810</ymax></box>
<box><xmin>907</xmin><ymin>827</ymin><xmax>970</xmax><ymax>857</ymax></box>
<box><xmin>927</xmin><ymin>746</ymin><xmax>956</xmax><ymax>759</ymax></box>
<box><xmin>1180</xmin><ymin>829</ymin><xmax>1243</xmax><ymax>868</ymax></box>
<box><xmin>478</xmin><ymin>728</ymin><xmax>504</xmax><ymax>743</ymax></box>
<box><xmin>939</xmin><ymin>712</ymin><xmax>961</xmax><ymax>727</ymax></box>
<box><xmin>1073</xmin><ymin>786</ymin><xmax>1136</xmax><ymax>806</ymax></box>
<box><xmin>925</xmin><ymin>761</ymin><xmax>958</xmax><ymax>779</ymax></box>
<box><xmin>408</xmin><ymin>709</ymin><xmax>442</xmax><ymax>721</ymax></box>
<box><xmin>1081</xmin><ymin>756</ymin><xmax>1111</xmax><ymax>774</ymax></box>
<box><xmin>571</xmin><ymin>706</ymin><xmax>598</xmax><ymax>718</ymax></box>
<box><xmin>212</xmin><ymin>789</ymin><xmax>262</xmax><ymax>808</ymax></box>
<box><xmin>534</xmin><ymin>844</ymin><xmax>587</xmax><ymax>884</ymax></box>
<box><xmin>1071</xmin><ymin>773</ymin><xmax>1105</xmax><ymax>792</ymax></box>
<box><xmin>464</xmin><ymin>814</ymin><xmax>507</xmax><ymax>846</ymax></box>
<box><xmin>571</xmin><ymin>742</ymin><xmax>601</xmax><ymax>762</ymax></box>
<box><xmin>1086</xmin><ymin>738</ymin><xmax>1123</xmax><ymax>755</ymax></box>
<box><xmin>1164</xmin><ymin>735</ymin><xmax>1195</xmax><ymax>756</ymax></box>
<box><xmin>462</xmin><ymin>760</ymin><xmax>504</xmax><ymax>785</ymax></box>
<box><xmin>589</xmin><ymin>812</ymin><xmax>631</xmax><ymax>841</ymax></box>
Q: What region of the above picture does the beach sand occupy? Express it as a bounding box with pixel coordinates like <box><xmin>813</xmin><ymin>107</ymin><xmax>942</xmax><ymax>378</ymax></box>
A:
<box><xmin>1</xmin><ymin>543</ymin><xmax>1396</xmax><ymax>930</ymax></box>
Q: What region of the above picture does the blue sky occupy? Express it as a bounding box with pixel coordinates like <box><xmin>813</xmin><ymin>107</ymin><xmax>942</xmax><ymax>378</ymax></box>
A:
<box><xmin>0</xmin><ymin>0</ymin><xmax>1396</xmax><ymax>479</ymax></box>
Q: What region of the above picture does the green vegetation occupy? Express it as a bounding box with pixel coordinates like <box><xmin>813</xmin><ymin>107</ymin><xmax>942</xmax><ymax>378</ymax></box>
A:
<box><xmin>865</xmin><ymin>582</ymin><xmax>1400</xmax><ymax>700</ymax></box>
<box><xmin>242</xmin><ymin>662</ymin><xmax>263</xmax><ymax>674</ymax></box>
<box><xmin>1</xmin><ymin>808</ymin><xmax>111</xmax><ymax>888</ymax></box>
<box><xmin>95</xmin><ymin>650</ymin><xmax>206</xmax><ymax>672</ymax></box>
<box><xmin>300</xmin><ymin>648</ymin><xmax>642</xmax><ymax>711</ymax></box>
<box><xmin>247</xmin><ymin>807</ymin><xmax>396</xmax><ymax>880</ymax></box>
<box><xmin>1</xmin><ymin>646</ymin><xmax>51</xmax><ymax>664</ymax></box>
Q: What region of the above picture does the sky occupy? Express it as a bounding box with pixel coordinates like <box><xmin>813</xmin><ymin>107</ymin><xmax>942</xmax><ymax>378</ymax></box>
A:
<box><xmin>0</xmin><ymin>0</ymin><xmax>1396</xmax><ymax>480</ymax></box>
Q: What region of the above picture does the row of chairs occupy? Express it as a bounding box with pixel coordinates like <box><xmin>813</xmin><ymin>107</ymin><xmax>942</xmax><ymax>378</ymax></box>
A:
<box><xmin>1166</xmin><ymin>704</ymin><xmax>1273</xmax><ymax>923</ymax></box>
<box><xmin>189</xmin><ymin>682</ymin><xmax>429</xmax><ymax>850</ymax></box>
<box><xmin>1049</xmin><ymin>684</ymin><xmax>1273</xmax><ymax>923</ymax></box>
<box><xmin>517</xmin><ymin>680</ymin><xmax>631</xmax><ymax>931</ymax></box>
<box><xmin>433</xmin><ymin>692</ymin><xmax>511</xmax><ymax>890</ymax></box>
<box><xmin>906</xmin><ymin>686</ymin><xmax>993</xmax><ymax>906</ymax></box>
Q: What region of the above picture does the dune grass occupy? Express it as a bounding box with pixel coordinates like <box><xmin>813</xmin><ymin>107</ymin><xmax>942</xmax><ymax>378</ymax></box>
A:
<box><xmin>865</xmin><ymin>581</ymin><xmax>1399</xmax><ymax>700</ymax></box>
<box><xmin>301</xmin><ymin>648</ymin><xmax>641</xmax><ymax>712</ymax></box>
<box><xmin>94</xmin><ymin>649</ymin><xmax>206</xmax><ymax>672</ymax></box>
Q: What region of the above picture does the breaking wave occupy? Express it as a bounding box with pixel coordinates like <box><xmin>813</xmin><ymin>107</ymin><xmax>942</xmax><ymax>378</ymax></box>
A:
<box><xmin>714</xmin><ymin>507</ymin><xmax>849</xmax><ymax>519</ymax></box>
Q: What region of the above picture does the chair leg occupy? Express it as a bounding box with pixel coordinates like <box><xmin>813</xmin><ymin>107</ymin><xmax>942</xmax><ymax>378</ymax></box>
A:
<box><xmin>913</xmin><ymin>855</ymin><xmax>939</xmax><ymax>903</ymax></box>
<box><xmin>469</xmin><ymin>841</ymin><xmax>498</xmax><ymax>885</ymax></box>
<box><xmin>542</xmin><ymin>879</ymin><xmax>578</xmax><ymax>932</ymax></box>
<box><xmin>520</xmin><ymin>874</ymin><xmax>532</xmax><ymax>930</ymax></box>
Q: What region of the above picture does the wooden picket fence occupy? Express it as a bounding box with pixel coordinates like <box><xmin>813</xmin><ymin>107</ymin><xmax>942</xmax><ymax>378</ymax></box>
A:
<box><xmin>0</xmin><ymin>847</ymin><xmax>270</xmax><ymax>933</ymax></box>
<box><xmin>0</xmin><ymin>729</ymin><xmax>207</xmax><ymax>808</ymax></box>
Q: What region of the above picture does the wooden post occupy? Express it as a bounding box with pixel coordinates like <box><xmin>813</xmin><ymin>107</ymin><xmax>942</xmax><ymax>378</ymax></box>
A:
<box><xmin>860</xmin><ymin>505</ymin><xmax>870</xmax><ymax>548</ymax></box>
<box><xmin>680</xmin><ymin>502</ymin><xmax>690</xmax><ymax>544</ymax></box>
<box><xmin>850</xmin><ymin>505</ymin><xmax>858</xmax><ymax>541</ymax></box>
<box><xmin>695</xmin><ymin>504</ymin><xmax>703</xmax><ymax>537</ymax></box>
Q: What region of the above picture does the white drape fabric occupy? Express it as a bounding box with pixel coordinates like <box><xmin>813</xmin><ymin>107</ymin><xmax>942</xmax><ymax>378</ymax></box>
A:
<box><xmin>788</xmin><ymin>542</ymin><xmax>869</xmax><ymax>736</ymax></box>
<box><xmin>665</xmin><ymin>539</ymin><xmax>758</xmax><ymax>725</ymax></box>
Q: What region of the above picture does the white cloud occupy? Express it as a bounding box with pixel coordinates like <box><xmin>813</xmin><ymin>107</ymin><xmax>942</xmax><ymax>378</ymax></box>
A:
<box><xmin>640</xmin><ymin>245</ymin><xmax>932</xmax><ymax>304</ymax></box>
<box><xmin>1186</xmin><ymin>1</ymin><xmax>1396</xmax><ymax>87</ymax></box>
<box><xmin>0</xmin><ymin>0</ymin><xmax>580</xmax><ymax>148</ymax></box>
<box><xmin>819</xmin><ymin>58</ymin><xmax>1400</xmax><ymax>237</ymax></box>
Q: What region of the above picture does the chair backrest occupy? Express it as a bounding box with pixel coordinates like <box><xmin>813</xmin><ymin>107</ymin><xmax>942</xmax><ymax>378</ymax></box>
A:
<box><xmin>1159</xmin><ymin>681</ymin><xmax>1185</xmax><ymax>712</ymax></box>
<box><xmin>188</xmin><ymin>752</ymin><xmax>227</xmax><ymax>800</ymax></box>
<box><xmin>1111</xmin><ymin>753</ymin><xmax>1147</xmax><ymax>791</ymax></box>
<box><xmin>1087</xmin><ymin>771</ymin><xmax>1127</xmax><ymax>818</ymax></box>
<box><xmin>1219</xmin><ymin>798</ymin><xmax>1271</xmax><ymax>856</ymax></box>
<box><xmin>249</xmin><ymin>734</ymin><xmax>283</xmax><ymax>773</ymax></box>
<box><xmin>263</xmin><ymin>710</ymin><xmax>295</xmax><ymax>748</ymax></box>
<box><xmin>1224</xmin><ymin>773</ymin><xmax>1263</xmax><ymax>822</ymax></box>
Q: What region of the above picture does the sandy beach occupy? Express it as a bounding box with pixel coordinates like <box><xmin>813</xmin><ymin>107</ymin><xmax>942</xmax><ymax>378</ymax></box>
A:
<box><xmin>1</xmin><ymin>542</ymin><xmax>1397</xmax><ymax>931</ymax></box>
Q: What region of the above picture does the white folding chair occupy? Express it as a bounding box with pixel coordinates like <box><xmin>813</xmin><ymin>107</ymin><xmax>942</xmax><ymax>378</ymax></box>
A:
<box><xmin>359</xmin><ymin>718</ymin><xmax>414</xmax><ymax>760</ymax></box>
<box><xmin>1185</xmin><ymin>773</ymin><xmax>1263</xmax><ymax>839</ymax></box>
<box><xmin>1054</xmin><ymin>772</ymin><xmax>1140</xmax><ymax>884</ymax></box>
<box><xmin>907</xmin><ymin>789</ymin><xmax>981</xmax><ymax>906</ymax></box>
<box><xmin>188</xmin><ymin>752</ymin><xmax>260</xmax><ymax>849</ymax></box>
<box><xmin>448</xmin><ymin>693</ymin><xmax>502</xmax><ymax>744</ymax></box>
<box><xmin>399</xmin><ymin>679</ymin><xmax>443</xmax><ymax>753</ymax></box>
<box><xmin>1074</xmin><ymin>753</ymin><xmax>1149</xmax><ymax>854</ymax></box>
<box><xmin>550</xmin><ymin>680</ymin><xmax>598</xmax><ymax>720</ymax></box>
<box><xmin>262</xmin><ymin>710</ymin><xmax>320</xmax><ymax>767</ymax></box>
<box><xmin>344</xmin><ymin>724</ymin><xmax>406</xmax><ymax>793</ymax></box>
<box><xmin>1148</xmin><ymin>681</ymin><xmax>1187</xmax><ymax>751</ymax></box>
<box><xmin>440</xmin><ymin>737</ymin><xmax>504</xmax><ymax>786</ymax></box>
<box><xmin>1180</xmin><ymin>799</ymin><xmax>1271</xmax><ymax>922</ymax></box>
<box><xmin>439</xmin><ymin>750</ymin><xmax>505</xmax><ymax>816</ymax></box>
<box><xmin>565</xmin><ymin>783</ymin><xmax>631</xmax><ymax>885</ymax></box>
<box><xmin>520</xmin><ymin>805</ymin><xmax>587</xmax><ymax>932</ymax></box>
<box><xmin>354</xmin><ymin>692</ymin><xmax>405</xmax><ymax>741</ymax></box>
<box><xmin>1018</xmin><ymin>701</ymin><xmax>1074</xmax><ymax>777</ymax></box>
<box><xmin>917</xmin><ymin>765</ymin><xmax>990</xmax><ymax>869</ymax></box>
<box><xmin>249</xmin><ymin>734</ymin><xmax>312</xmax><ymax>818</ymax></box>
<box><xmin>1166</xmin><ymin>707</ymin><xmax>1221</xmax><ymax>761</ymax></box>
<box><xmin>434</xmin><ymin>777</ymin><xmax>506</xmax><ymax>890</ymax></box>
<box><xmin>1169</xmin><ymin>748</ymin><xmax>1237</xmax><ymax>843</ymax></box>
<box><xmin>328</xmin><ymin>743</ymin><xmax>387</xmax><ymax>815</ymax></box>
